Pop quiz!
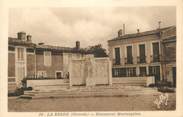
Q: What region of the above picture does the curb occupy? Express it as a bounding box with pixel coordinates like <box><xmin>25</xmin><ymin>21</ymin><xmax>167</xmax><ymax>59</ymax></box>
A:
<box><xmin>19</xmin><ymin>93</ymin><xmax>130</xmax><ymax>100</ymax></box>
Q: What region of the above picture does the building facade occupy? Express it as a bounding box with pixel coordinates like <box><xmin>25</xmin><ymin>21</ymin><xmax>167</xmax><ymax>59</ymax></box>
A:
<box><xmin>8</xmin><ymin>32</ymin><xmax>91</xmax><ymax>92</ymax></box>
<box><xmin>108</xmin><ymin>26</ymin><xmax>176</xmax><ymax>86</ymax></box>
<box><xmin>161</xmin><ymin>27</ymin><xmax>176</xmax><ymax>86</ymax></box>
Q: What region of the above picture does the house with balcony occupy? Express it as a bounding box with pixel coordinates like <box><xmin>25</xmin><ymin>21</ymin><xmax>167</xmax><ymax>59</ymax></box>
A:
<box><xmin>108</xmin><ymin>26</ymin><xmax>176</xmax><ymax>86</ymax></box>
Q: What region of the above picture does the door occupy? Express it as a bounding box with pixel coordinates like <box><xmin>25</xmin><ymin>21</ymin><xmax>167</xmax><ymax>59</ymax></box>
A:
<box><xmin>152</xmin><ymin>42</ymin><xmax>160</xmax><ymax>62</ymax></box>
<box><xmin>149</xmin><ymin>66</ymin><xmax>160</xmax><ymax>84</ymax></box>
<box><xmin>56</xmin><ymin>72</ymin><xmax>62</xmax><ymax>79</ymax></box>
<box><xmin>139</xmin><ymin>44</ymin><xmax>146</xmax><ymax>63</ymax></box>
<box><xmin>127</xmin><ymin>46</ymin><xmax>133</xmax><ymax>64</ymax></box>
<box><xmin>16</xmin><ymin>47</ymin><xmax>26</xmax><ymax>87</ymax></box>
<box><xmin>172</xmin><ymin>67</ymin><xmax>176</xmax><ymax>87</ymax></box>
<box><xmin>114</xmin><ymin>48</ymin><xmax>120</xmax><ymax>65</ymax></box>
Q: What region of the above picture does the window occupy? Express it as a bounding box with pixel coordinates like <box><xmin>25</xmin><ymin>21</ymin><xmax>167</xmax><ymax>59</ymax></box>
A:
<box><xmin>138</xmin><ymin>44</ymin><xmax>146</xmax><ymax>63</ymax></box>
<box><xmin>44</xmin><ymin>51</ymin><xmax>52</xmax><ymax>66</ymax></box>
<box><xmin>121</xmin><ymin>68</ymin><xmax>126</xmax><ymax>77</ymax></box>
<box><xmin>112</xmin><ymin>68</ymin><xmax>120</xmax><ymax>77</ymax></box>
<box><xmin>139</xmin><ymin>67</ymin><xmax>147</xmax><ymax>76</ymax></box>
<box><xmin>114</xmin><ymin>47</ymin><xmax>121</xmax><ymax>65</ymax></box>
<box><xmin>17</xmin><ymin>48</ymin><xmax>24</xmax><ymax>61</ymax></box>
<box><xmin>9</xmin><ymin>46</ymin><xmax>15</xmax><ymax>51</ymax></box>
<box><xmin>126</xmin><ymin>46</ymin><xmax>133</xmax><ymax>64</ymax></box>
<box><xmin>112</xmin><ymin>67</ymin><xmax>136</xmax><ymax>77</ymax></box>
<box><xmin>37</xmin><ymin>71</ymin><xmax>47</xmax><ymax>78</ymax></box>
<box><xmin>152</xmin><ymin>42</ymin><xmax>160</xmax><ymax>62</ymax></box>
<box><xmin>126</xmin><ymin>67</ymin><xmax>136</xmax><ymax>77</ymax></box>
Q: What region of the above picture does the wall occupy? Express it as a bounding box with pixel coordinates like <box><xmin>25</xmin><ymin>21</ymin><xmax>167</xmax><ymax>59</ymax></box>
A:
<box><xmin>69</xmin><ymin>55</ymin><xmax>112</xmax><ymax>86</ymax></box>
<box><xmin>94</xmin><ymin>58</ymin><xmax>112</xmax><ymax>85</ymax></box>
<box><xmin>8</xmin><ymin>83</ymin><xmax>17</xmax><ymax>93</ymax></box>
<box><xmin>62</xmin><ymin>53</ymin><xmax>84</xmax><ymax>78</ymax></box>
<box><xmin>62</xmin><ymin>53</ymin><xmax>71</xmax><ymax>77</ymax></box>
<box><xmin>163</xmin><ymin>41</ymin><xmax>176</xmax><ymax>84</ymax></box>
<box><xmin>108</xmin><ymin>34</ymin><xmax>160</xmax><ymax>66</ymax></box>
<box><xmin>164</xmin><ymin>42</ymin><xmax>176</xmax><ymax>62</ymax></box>
<box><xmin>70</xmin><ymin>59</ymin><xmax>86</xmax><ymax>85</ymax></box>
<box><xmin>36</xmin><ymin>53</ymin><xmax>63</xmax><ymax>78</ymax></box>
<box><xmin>8</xmin><ymin>52</ymin><xmax>17</xmax><ymax>92</ymax></box>
<box><xmin>27</xmin><ymin>79</ymin><xmax>69</xmax><ymax>87</ymax></box>
<box><xmin>108</xmin><ymin>35</ymin><xmax>159</xmax><ymax>47</ymax></box>
<box><xmin>166</xmin><ymin>65</ymin><xmax>173</xmax><ymax>83</ymax></box>
<box><xmin>161</xmin><ymin>27</ymin><xmax>176</xmax><ymax>84</ymax></box>
<box><xmin>8</xmin><ymin>52</ymin><xmax>15</xmax><ymax>77</ymax></box>
<box><xmin>27</xmin><ymin>53</ymin><xmax>35</xmax><ymax>77</ymax></box>
<box><xmin>113</xmin><ymin>76</ymin><xmax>155</xmax><ymax>86</ymax></box>
<box><xmin>161</xmin><ymin>26</ymin><xmax>176</xmax><ymax>38</ymax></box>
<box><xmin>108</xmin><ymin>33</ymin><xmax>162</xmax><ymax>81</ymax></box>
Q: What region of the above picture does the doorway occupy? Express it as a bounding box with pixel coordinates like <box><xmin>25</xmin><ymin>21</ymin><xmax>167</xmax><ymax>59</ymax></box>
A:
<box><xmin>149</xmin><ymin>66</ymin><xmax>161</xmax><ymax>84</ymax></box>
<box><xmin>172</xmin><ymin>67</ymin><xmax>176</xmax><ymax>87</ymax></box>
<box><xmin>56</xmin><ymin>71</ymin><xmax>63</xmax><ymax>79</ymax></box>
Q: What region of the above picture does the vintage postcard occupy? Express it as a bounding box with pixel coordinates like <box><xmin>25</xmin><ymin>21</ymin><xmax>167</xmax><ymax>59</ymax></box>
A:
<box><xmin>0</xmin><ymin>0</ymin><xmax>183</xmax><ymax>117</ymax></box>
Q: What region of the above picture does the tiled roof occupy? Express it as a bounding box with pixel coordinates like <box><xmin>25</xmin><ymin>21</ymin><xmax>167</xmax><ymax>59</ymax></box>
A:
<box><xmin>36</xmin><ymin>44</ymin><xmax>73</xmax><ymax>51</ymax></box>
<box><xmin>36</xmin><ymin>44</ymin><xmax>89</xmax><ymax>53</ymax></box>
<box><xmin>108</xmin><ymin>26</ymin><xmax>176</xmax><ymax>42</ymax></box>
<box><xmin>162</xmin><ymin>35</ymin><xmax>176</xmax><ymax>43</ymax></box>
<box><xmin>8</xmin><ymin>37</ymin><xmax>90</xmax><ymax>54</ymax></box>
<box><xmin>8</xmin><ymin>37</ymin><xmax>36</xmax><ymax>47</ymax></box>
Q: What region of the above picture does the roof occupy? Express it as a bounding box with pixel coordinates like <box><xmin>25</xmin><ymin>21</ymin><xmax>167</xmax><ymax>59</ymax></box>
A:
<box><xmin>36</xmin><ymin>44</ymin><xmax>89</xmax><ymax>54</ymax></box>
<box><xmin>8</xmin><ymin>37</ymin><xmax>90</xmax><ymax>54</ymax></box>
<box><xmin>162</xmin><ymin>35</ymin><xmax>176</xmax><ymax>43</ymax></box>
<box><xmin>36</xmin><ymin>44</ymin><xmax>73</xmax><ymax>51</ymax></box>
<box><xmin>8</xmin><ymin>37</ymin><xmax>36</xmax><ymax>47</ymax></box>
<box><xmin>108</xmin><ymin>26</ymin><xmax>176</xmax><ymax>42</ymax></box>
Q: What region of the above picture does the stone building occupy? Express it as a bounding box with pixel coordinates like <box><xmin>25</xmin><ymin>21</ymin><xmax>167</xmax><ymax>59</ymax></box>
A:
<box><xmin>161</xmin><ymin>27</ymin><xmax>176</xmax><ymax>87</ymax></box>
<box><xmin>8</xmin><ymin>32</ymin><xmax>91</xmax><ymax>92</ymax></box>
<box><xmin>108</xmin><ymin>26</ymin><xmax>176</xmax><ymax>86</ymax></box>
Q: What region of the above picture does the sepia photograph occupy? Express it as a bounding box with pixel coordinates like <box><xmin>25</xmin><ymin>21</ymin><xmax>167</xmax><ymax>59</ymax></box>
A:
<box><xmin>7</xmin><ymin>6</ymin><xmax>177</xmax><ymax>112</ymax></box>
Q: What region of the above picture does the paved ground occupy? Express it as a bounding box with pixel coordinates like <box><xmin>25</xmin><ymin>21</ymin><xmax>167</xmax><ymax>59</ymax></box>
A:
<box><xmin>8</xmin><ymin>86</ymin><xmax>176</xmax><ymax>112</ymax></box>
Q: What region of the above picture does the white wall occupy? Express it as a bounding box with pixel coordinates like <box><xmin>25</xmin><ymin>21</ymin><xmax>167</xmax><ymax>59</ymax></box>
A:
<box><xmin>27</xmin><ymin>79</ymin><xmax>69</xmax><ymax>87</ymax></box>
<box><xmin>69</xmin><ymin>60</ymin><xmax>86</xmax><ymax>85</ymax></box>
<box><xmin>109</xmin><ymin>39</ymin><xmax>161</xmax><ymax>65</ymax></box>
<box><xmin>62</xmin><ymin>53</ymin><xmax>84</xmax><ymax>78</ymax></box>
<box><xmin>69</xmin><ymin>56</ymin><xmax>112</xmax><ymax>86</ymax></box>
<box><xmin>94</xmin><ymin>58</ymin><xmax>111</xmax><ymax>85</ymax></box>
<box><xmin>113</xmin><ymin>76</ymin><xmax>155</xmax><ymax>86</ymax></box>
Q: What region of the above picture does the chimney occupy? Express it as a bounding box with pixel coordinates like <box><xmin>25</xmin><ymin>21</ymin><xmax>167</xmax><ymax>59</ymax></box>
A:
<box><xmin>123</xmin><ymin>24</ymin><xmax>125</xmax><ymax>35</ymax></box>
<box><xmin>17</xmin><ymin>31</ymin><xmax>26</xmax><ymax>40</ymax></box>
<box><xmin>27</xmin><ymin>35</ymin><xmax>32</xmax><ymax>42</ymax></box>
<box><xmin>118</xmin><ymin>29</ymin><xmax>123</xmax><ymax>37</ymax></box>
<box><xmin>76</xmin><ymin>41</ymin><xmax>80</xmax><ymax>49</ymax></box>
<box><xmin>137</xmin><ymin>29</ymin><xmax>140</xmax><ymax>33</ymax></box>
<box><xmin>158</xmin><ymin>21</ymin><xmax>162</xmax><ymax>29</ymax></box>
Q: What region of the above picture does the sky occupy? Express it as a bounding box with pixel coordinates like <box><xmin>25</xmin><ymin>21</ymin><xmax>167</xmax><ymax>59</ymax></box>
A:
<box><xmin>8</xmin><ymin>7</ymin><xmax>176</xmax><ymax>49</ymax></box>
